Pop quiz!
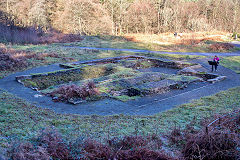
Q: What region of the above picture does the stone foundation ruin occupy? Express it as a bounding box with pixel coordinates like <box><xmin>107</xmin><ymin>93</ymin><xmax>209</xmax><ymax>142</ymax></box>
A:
<box><xmin>16</xmin><ymin>55</ymin><xmax>226</xmax><ymax>104</ymax></box>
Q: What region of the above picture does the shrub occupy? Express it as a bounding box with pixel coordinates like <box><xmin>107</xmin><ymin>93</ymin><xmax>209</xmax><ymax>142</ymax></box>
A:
<box><xmin>9</xmin><ymin>128</ymin><xmax>70</xmax><ymax>160</ymax></box>
<box><xmin>0</xmin><ymin>53</ymin><xmax>29</xmax><ymax>71</ymax></box>
<box><xmin>117</xmin><ymin>136</ymin><xmax>149</xmax><ymax>150</ymax></box>
<box><xmin>0</xmin><ymin>45</ymin><xmax>60</xmax><ymax>71</ymax></box>
<box><xmin>0</xmin><ymin>22</ymin><xmax>83</xmax><ymax>44</ymax></box>
<box><xmin>182</xmin><ymin>129</ymin><xmax>239</xmax><ymax>160</ymax></box>
<box><xmin>107</xmin><ymin>135</ymin><xmax>163</xmax><ymax>152</ymax></box>
<box><xmin>168</xmin><ymin>127</ymin><xmax>185</xmax><ymax>147</ymax></box>
<box><xmin>0</xmin><ymin>24</ymin><xmax>39</xmax><ymax>44</ymax></box>
<box><xmin>179</xmin><ymin>39</ymin><xmax>202</xmax><ymax>45</ymax></box>
<box><xmin>36</xmin><ymin>128</ymin><xmax>70</xmax><ymax>159</ymax></box>
<box><xmin>50</xmin><ymin>82</ymin><xmax>99</xmax><ymax>102</ymax></box>
<box><xmin>10</xmin><ymin>142</ymin><xmax>50</xmax><ymax>160</ymax></box>
<box><xmin>39</xmin><ymin>29</ymin><xmax>83</xmax><ymax>44</ymax></box>
<box><xmin>82</xmin><ymin>136</ymin><xmax>170</xmax><ymax>160</ymax></box>
<box><xmin>9</xmin><ymin>129</ymin><xmax>175</xmax><ymax>160</ymax></box>
<box><xmin>209</xmin><ymin>43</ymin><xmax>234</xmax><ymax>51</ymax></box>
<box><xmin>82</xmin><ymin>139</ymin><xmax>113</xmax><ymax>159</ymax></box>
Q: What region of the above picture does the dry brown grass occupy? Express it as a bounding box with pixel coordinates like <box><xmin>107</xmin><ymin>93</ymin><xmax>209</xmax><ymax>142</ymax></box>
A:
<box><xmin>124</xmin><ymin>32</ymin><xmax>230</xmax><ymax>46</ymax></box>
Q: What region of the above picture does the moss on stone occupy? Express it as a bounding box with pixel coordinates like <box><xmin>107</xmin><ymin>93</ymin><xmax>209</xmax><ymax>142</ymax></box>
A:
<box><xmin>167</xmin><ymin>75</ymin><xmax>199</xmax><ymax>82</ymax></box>
<box><xmin>114</xmin><ymin>95</ymin><xmax>140</xmax><ymax>102</ymax></box>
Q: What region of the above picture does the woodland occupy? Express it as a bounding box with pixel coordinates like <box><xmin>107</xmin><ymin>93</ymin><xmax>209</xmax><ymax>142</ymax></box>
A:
<box><xmin>0</xmin><ymin>0</ymin><xmax>240</xmax><ymax>36</ymax></box>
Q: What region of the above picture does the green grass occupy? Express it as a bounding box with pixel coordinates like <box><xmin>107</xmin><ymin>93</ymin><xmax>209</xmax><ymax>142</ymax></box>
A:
<box><xmin>114</xmin><ymin>95</ymin><xmax>140</xmax><ymax>102</ymax></box>
<box><xmin>0</xmin><ymin>86</ymin><xmax>239</xmax><ymax>148</ymax></box>
<box><xmin>221</xmin><ymin>56</ymin><xmax>240</xmax><ymax>73</ymax></box>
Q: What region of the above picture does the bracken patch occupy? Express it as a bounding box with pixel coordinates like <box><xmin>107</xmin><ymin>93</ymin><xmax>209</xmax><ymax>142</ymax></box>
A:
<box><xmin>49</xmin><ymin>82</ymin><xmax>99</xmax><ymax>102</ymax></box>
<box><xmin>36</xmin><ymin>128</ymin><xmax>70</xmax><ymax>159</ymax></box>
<box><xmin>0</xmin><ymin>44</ymin><xmax>60</xmax><ymax>71</ymax></box>
<box><xmin>10</xmin><ymin>142</ymin><xmax>50</xmax><ymax>160</ymax></box>
<box><xmin>209</xmin><ymin>43</ymin><xmax>234</xmax><ymax>51</ymax></box>
<box><xmin>182</xmin><ymin>129</ymin><xmax>239</xmax><ymax>160</ymax></box>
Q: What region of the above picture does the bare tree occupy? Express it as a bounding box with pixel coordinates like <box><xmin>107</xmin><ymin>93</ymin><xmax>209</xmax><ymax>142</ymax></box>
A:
<box><xmin>125</xmin><ymin>0</ymin><xmax>157</xmax><ymax>34</ymax></box>
<box><xmin>54</xmin><ymin>0</ymin><xmax>112</xmax><ymax>34</ymax></box>
<box><xmin>28</xmin><ymin>0</ymin><xmax>49</xmax><ymax>30</ymax></box>
<box><xmin>1</xmin><ymin>0</ymin><xmax>240</xmax><ymax>35</ymax></box>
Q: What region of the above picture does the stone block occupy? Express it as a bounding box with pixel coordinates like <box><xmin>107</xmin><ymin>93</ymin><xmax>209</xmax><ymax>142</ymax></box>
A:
<box><xmin>207</xmin><ymin>76</ymin><xmax>227</xmax><ymax>83</ymax></box>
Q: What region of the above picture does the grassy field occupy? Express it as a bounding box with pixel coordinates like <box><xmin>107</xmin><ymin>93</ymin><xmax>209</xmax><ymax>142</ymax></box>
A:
<box><xmin>61</xmin><ymin>32</ymin><xmax>238</xmax><ymax>53</ymax></box>
<box><xmin>0</xmin><ymin>36</ymin><xmax>239</xmax><ymax>159</ymax></box>
<box><xmin>0</xmin><ymin>86</ymin><xmax>239</xmax><ymax>148</ymax></box>
<box><xmin>221</xmin><ymin>56</ymin><xmax>240</xmax><ymax>73</ymax></box>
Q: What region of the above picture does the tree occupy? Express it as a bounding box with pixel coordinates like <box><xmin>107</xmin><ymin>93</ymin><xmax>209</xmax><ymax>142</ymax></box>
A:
<box><xmin>125</xmin><ymin>0</ymin><xmax>157</xmax><ymax>33</ymax></box>
<box><xmin>102</xmin><ymin>0</ymin><xmax>132</xmax><ymax>35</ymax></box>
<box><xmin>54</xmin><ymin>0</ymin><xmax>112</xmax><ymax>34</ymax></box>
<box><xmin>1</xmin><ymin>0</ymin><xmax>240</xmax><ymax>35</ymax></box>
<box><xmin>28</xmin><ymin>0</ymin><xmax>49</xmax><ymax>30</ymax></box>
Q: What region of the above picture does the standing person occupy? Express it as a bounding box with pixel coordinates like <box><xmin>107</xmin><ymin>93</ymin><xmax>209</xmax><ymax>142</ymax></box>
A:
<box><xmin>213</xmin><ymin>55</ymin><xmax>220</xmax><ymax>71</ymax></box>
